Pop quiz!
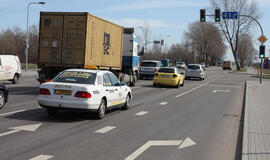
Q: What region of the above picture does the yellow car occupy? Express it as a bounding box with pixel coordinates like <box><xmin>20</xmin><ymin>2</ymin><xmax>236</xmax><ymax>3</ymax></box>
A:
<box><xmin>153</xmin><ymin>67</ymin><xmax>184</xmax><ymax>88</ymax></box>
<box><xmin>222</xmin><ymin>61</ymin><xmax>232</xmax><ymax>70</ymax></box>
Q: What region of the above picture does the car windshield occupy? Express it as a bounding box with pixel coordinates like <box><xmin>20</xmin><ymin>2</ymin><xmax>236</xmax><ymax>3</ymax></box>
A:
<box><xmin>188</xmin><ymin>65</ymin><xmax>200</xmax><ymax>70</ymax></box>
<box><xmin>141</xmin><ymin>62</ymin><xmax>157</xmax><ymax>67</ymax></box>
<box><xmin>158</xmin><ymin>68</ymin><xmax>175</xmax><ymax>73</ymax></box>
<box><xmin>53</xmin><ymin>71</ymin><xmax>96</xmax><ymax>84</ymax></box>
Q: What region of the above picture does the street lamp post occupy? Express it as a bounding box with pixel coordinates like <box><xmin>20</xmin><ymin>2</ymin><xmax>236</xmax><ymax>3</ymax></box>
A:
<box><xmin>25</xmin><ymin>1</ymin><xmax>45</xmax><ymax>71</ymax></box>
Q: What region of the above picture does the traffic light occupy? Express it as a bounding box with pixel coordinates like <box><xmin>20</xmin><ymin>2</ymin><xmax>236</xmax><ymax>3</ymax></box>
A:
<box><xmin>215</xmin><ymin>9</ymin><xmax>221</xmax><ymax>22</ymax></box>
<box><xmin>200</xmin><ymin>9</ymin><xmax>206</xmax><ymax>22</ymax></box>
<box><xmin>161</xmin><ymin>39</ymin><xmax>164</xmax><ymax>45</ymax></box>
<box><xmin>259</xmin><ymin>45</ymin><xmax>265</xmax><ymax>58</ymax></box>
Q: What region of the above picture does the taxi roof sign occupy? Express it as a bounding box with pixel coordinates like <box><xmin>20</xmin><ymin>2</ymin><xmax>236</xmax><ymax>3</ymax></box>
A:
<box><xmin>85</xmin><ymin>65</ymin><xmax>98</xmax><ymax>70</ymax></box>
<box><xmin>258</xmin><ymin>35</ymin><xmax>268</xmax><ymax>44</ymax></box>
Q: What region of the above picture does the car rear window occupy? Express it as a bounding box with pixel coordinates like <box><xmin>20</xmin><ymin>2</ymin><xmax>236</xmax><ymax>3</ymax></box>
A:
<box><xmin>158</xmin><ymin>68</ymin><xmax>175</xmax><ymax>73</ymax></box>
<box><xmin>141</xmin><ymin>62</ymin><xmax>157</xmax><ymax>67</ymax></box>
<box><xmin>53</xmin><ymin>71</ymin><xmax>96</xmax><ymax>84</ymax></box>
<box><xmin>188</xmin><ymin>65</ymin><xmax>200</xmax><ymax>70</ymax></box>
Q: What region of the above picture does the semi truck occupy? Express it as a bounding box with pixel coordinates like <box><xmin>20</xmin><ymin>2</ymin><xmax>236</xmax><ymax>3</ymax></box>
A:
<box><xmin>37</xmin><ymin>12</ymin><xmax>142</xmax><ymax>86</ymax></box>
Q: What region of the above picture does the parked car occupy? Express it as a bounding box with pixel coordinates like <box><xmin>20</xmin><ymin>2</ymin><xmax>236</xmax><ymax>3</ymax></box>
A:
<box><xmin>0</xmin><ymin>55</ymin><xmax>21</xmax><ymax>84</ymax></box>
<box><xmin>38</xmin><ymin>69</ymin><xmax>132</xmax><ymax>119</ymax></box>
<box><xmin>222</xmin><ymin>61</ymin><xmax>232</xmax><ymax>70</ymax></box>
<box><xmin>185</xmin><ymin>64</ymin><xmax>205</xmax><ymax>81</ymax></box>
<box><xmin>0</xmin><ymin>83</ymin><xmax>8</xmax><ymax>109</ymax></box>
<box><xmin>153</xmin><ymin>67</ymin><xmax>184</xmax><ymax>88</ymax></box>
<box><xmin>140</xmin><ymin>60</ymin><xmax>163</xmax><ymax>79</ymax></box>
<box><xmin>200</xmin><ymin>62</ymin><xmax>206</xmax><ymax>70</ymax></box>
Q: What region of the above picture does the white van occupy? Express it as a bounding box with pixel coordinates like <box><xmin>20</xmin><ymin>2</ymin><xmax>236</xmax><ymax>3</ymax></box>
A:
<box><xmin>0</xmin><ymin>55</ymin><xmax>21</xmax><ymax>84</ymax></box>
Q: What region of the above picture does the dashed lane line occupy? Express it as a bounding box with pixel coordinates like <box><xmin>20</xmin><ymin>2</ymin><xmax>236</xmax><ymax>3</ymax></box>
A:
<box><xmin>176</xmin><ymin>75</ymin><xmax>224</xmax><ymax>98</ymax></box>
<box><xmin>135</xmin><ymin>111</ymin><xmax>149</xmax><ymax>116</ymax></box>
<box><xmin>95</xmin><ymin>126</ymin><xmax>116</xmax><ymax>134</ymax></box>
<box><xmin>29</xmin><ymin>155</ymin><xmax>53</xmax><ymax>160</ymax></box>
<box><xmin>159</xmin><ymin>102</ymin><xmax>168</xmax><ymax>106</ymax></box>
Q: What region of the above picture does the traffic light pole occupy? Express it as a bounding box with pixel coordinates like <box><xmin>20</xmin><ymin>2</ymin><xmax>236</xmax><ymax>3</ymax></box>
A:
<box><xmin>240</xmin><ymin>14</ymin><xmax>264</xmax><ymax>84</ymax></box>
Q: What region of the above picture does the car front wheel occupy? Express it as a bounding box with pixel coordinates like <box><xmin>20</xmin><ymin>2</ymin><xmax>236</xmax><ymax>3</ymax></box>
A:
<box><xmin>0</xmin><ymin>91</ymin><xmax>6</xmax><ymax>109</ymax></box>
<box><xmin>12</xmin><ymin>74</ymin><xmax>19</xmax><ymax>84</ymax></box>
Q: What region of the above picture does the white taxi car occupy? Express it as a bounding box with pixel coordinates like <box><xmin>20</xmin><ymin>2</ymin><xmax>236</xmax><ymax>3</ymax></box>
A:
<box><xmin>38</xmin><ymin>69</ymin><xmax>132</xmax><ymax>119</ymax></box>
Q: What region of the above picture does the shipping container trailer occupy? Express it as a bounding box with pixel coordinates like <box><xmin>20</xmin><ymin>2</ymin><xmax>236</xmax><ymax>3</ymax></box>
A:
<box><xmin>38</xmin><ymin>12</ymin><xmax>141</xmax><ymax>85</ymax></box>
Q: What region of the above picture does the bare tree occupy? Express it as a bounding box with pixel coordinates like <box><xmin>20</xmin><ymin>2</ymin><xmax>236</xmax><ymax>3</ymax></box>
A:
<box><xmin>210</xmin><ymin>0</ymin><xmax>260</xmax><ymax>70</ymax></box>
<box><xmin>238</xmin><ymin>33</ymin><xmax>256</xmax><ymax>66</ymax></box>
<box><xmin>140</xmin><ymin>22</ymin><xmax>152</xmax><ymax>52</ymax></box>
<box><xmin>185</xmin><ymin>22</ymin><xmax>226</xmax><ymax>65</ymax></box>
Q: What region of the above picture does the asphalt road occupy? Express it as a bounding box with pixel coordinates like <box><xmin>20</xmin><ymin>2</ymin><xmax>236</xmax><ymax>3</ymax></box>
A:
<box><xmin>0</xmin><ymin>67</ymin><xmax>258</xmax><ymax>160</ymax></box>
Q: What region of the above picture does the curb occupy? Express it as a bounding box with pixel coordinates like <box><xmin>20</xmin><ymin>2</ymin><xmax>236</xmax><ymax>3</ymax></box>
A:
<box><xmin>241</xmin><ymin>82</ymin><xmax>248</xmax><ymax>160</ymax></box>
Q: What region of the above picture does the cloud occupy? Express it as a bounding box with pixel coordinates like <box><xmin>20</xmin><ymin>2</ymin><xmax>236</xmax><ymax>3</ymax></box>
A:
<box><xmin>110</xmin><ymin>18</ymin><xmax>186</xmax><ymax>29</ymax></box>
<box><xmin>104</xmin><ymin>0</ymin><xmax>209</xmax><ymax>12</ymax></box>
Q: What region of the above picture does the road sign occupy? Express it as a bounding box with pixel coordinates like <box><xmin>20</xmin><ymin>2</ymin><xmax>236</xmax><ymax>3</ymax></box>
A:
<box><xmin>258</xmin><ymin>35</ymin><xmax>268</xmax><ymax>44</ymax></box>
<box><xmin>222</xmin><ymin>12</ymin><xmax>238</xmax><ymax>19</ymax></box>
<box><xmin>153</xmin><ymin>40</ymin><xmax>160</xmax><ymax>44</ymax></box>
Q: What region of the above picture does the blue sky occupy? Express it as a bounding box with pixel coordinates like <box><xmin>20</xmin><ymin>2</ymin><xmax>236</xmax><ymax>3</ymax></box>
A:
<box><xmin>0</xmin><ymin>0</ymin><xmax>270</xmax><ymax>59</ymax></box>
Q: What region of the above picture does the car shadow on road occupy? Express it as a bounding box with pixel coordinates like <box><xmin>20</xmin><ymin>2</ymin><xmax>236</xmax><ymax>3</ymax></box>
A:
<box><xmin>8</xmin><ymin>86</ymin><xmax>39</xmax><ymax>96</ymax></box>
<box><xmin>6</xmin><ymin>108</ymin><xmax>103</xmax><ymax>123</ymax></box>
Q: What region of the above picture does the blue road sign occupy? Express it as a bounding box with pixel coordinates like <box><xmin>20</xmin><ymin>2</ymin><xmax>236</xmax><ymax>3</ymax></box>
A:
<box><xmin>222</xmin><ymin>12</ymin><xmax>238</xmax><ymax>19</ymax></box>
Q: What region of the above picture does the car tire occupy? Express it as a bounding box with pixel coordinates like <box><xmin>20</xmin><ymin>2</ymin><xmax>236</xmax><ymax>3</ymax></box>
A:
<box><xmin>47</xmin><ymin>108</ymin><xmax>59</xmax><ymax>116</ymax></box>
<box><xmin>12</xmin><ymin>74</ymin><xmax>19</xmax><ymax>84</ymax></box>
<box><xmin>175</xmin><ymin>81</ymin><xmax>180</xmax><ymax>88</ymax></box>
<box><xmin>122</xmin><ymin>94</ymin><xmax>131</xmax><ymax>110</ymax></box>
<box><xmin>199</xmin><ymin>78</ymin><xmax>202</xmax><ymax>81</ymax></box>
<box><xmin>97</xmin><ymin>99</ymin><xmax>106</xmax><ymax>119</ymax></box>
<box><xmin>0</xmin><ymin>91</ymin><xmax>6</xmax><ymax>109</ymax></box>
<box><xmin>153</xmin><ymin>83</ymin><xmax>158</xmax><ymax>87</ymax></box>
<box><xmin>180</xmin><ymin>80</ymin><xmax>184</xmax><ymax>86</ymax></box>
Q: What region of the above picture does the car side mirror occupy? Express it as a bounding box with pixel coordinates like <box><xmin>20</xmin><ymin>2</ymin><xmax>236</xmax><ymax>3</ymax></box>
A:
<box><xmin>120</xmin><ymin>82</ymin><xmax>126</xmax><ymax>86</ymax></box>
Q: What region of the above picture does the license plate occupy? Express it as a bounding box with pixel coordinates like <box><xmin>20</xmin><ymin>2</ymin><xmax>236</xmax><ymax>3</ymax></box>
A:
<box><xmin>55</xmin><ymin>90</ymin><xmax>72</xmax><ymax>95</ymax></box>
<box><xmin>142</xmin><ymin>68</ymin><xmax>152</xmax><ymax>71</ymax></box>
<box><xmin>161</xmin><ymin>75</ymin><xmax>170</xmax><ymax>78</ymax></box>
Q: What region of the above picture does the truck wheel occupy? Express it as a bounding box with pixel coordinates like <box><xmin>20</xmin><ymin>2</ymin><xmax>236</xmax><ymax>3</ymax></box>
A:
<box><xmin>0</xmin><ymin>91</ymin><xmax>6</xmax><ymax>109</ymax></box>
<box><xmin>130</xmin><ymin>72</ymin><xmax>137</xmax><ymax>86</ymax></box>
<box><xmin>12</xmin><ymin>74</ymin><xmax>19</xmax><ymax>84</ymax></box>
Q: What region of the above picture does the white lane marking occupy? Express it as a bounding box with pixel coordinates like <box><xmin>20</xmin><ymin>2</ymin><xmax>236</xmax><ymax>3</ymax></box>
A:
<box><xmin>0</xmin><ymin>110</ymin><xmax>25</xmax><ymax>117</ymax></box>
<box><xmin>0</xmin><ymin>130</ymin><xmax>21</xmax><ymax>137</ymax></box>
<box><xmin>159</xmin><ymin>102</ymin><xmax>168</xmax><ymax>105</ymax></box>
<box><xmin>95</xmin><ymin>126</ymin><xmax>116</xmax><ymax>134</ymax></box>
<box><xmin>176</xmin><ymin>75</ymin><xmax>224</xmax><ymax>98</ymax></box>
<box><xmin>178</xmin><ymin>137</ymin><xmax>196</xmax><ymax>149</ymax></box>
<box><xmin>195</xmin><ymin>84</ymin><xmax>240</xmax><ymax>88</ymax></box>
<box><xmin>29</xmin><ymin>155</ymin><xmax>53</xmax><ymax>160</ymax></box>
<box><xmin>125</xmin><ymin>140</ymin><xmax>182</xmax><ymax>160</ymax></box>
<box><xmin>135</xmin><ymin>111</ymin><xmax>149</xmax><ymax>116</ymax></box>
<box><xmin>9</xmin><ymin>123</ymin><xmax>42</xmax><ymax>131</ymax></box>
<box><xmin>213</xmin><ymin>90</ymin><xmax>230</xmax><ymax>93</ymax></box>
<box><xmin>0</xmin><ymin>123</ymin><xmax>42</xmax><ymax>137</ymax></box>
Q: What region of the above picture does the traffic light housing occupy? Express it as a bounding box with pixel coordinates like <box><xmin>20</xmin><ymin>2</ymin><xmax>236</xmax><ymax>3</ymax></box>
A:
<box><xmin>200</xmin><ymin>9</ymin><xmax>205</xmax><ymax>22</ymax></box>
<box><xmin>259</xmin><ymin>45</ymin><xmax>265</xmax><ymax>58</ymax></box>
<box><xmin>215</xmin><ymin>9</ymin><xmax>221</xmax><ymax>22</ymax></box>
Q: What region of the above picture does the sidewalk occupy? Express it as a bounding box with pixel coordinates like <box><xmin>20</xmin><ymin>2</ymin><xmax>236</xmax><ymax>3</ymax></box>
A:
<box><xmin>242</xmin><ymin>81</ymin><xmax>270</xmax><ymax>160</ymax></box>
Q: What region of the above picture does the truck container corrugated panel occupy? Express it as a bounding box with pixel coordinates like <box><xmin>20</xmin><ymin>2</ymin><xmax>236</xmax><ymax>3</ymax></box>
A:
<box><xmin>38</xmin><ymin>12</ymin><xmax>123</xmax><ymax>70</ymax></box>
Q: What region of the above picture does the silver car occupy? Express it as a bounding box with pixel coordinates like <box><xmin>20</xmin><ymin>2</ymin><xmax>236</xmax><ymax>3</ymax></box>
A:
<box><xmin>140</xmin><ymin>60</ymin><xmax>163</xmax><ymax>79</ymax></box>
<box><xmin>185</xmin><ymin>64</ymin><xmax>205</xmax><ymax>81</ymax></box>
